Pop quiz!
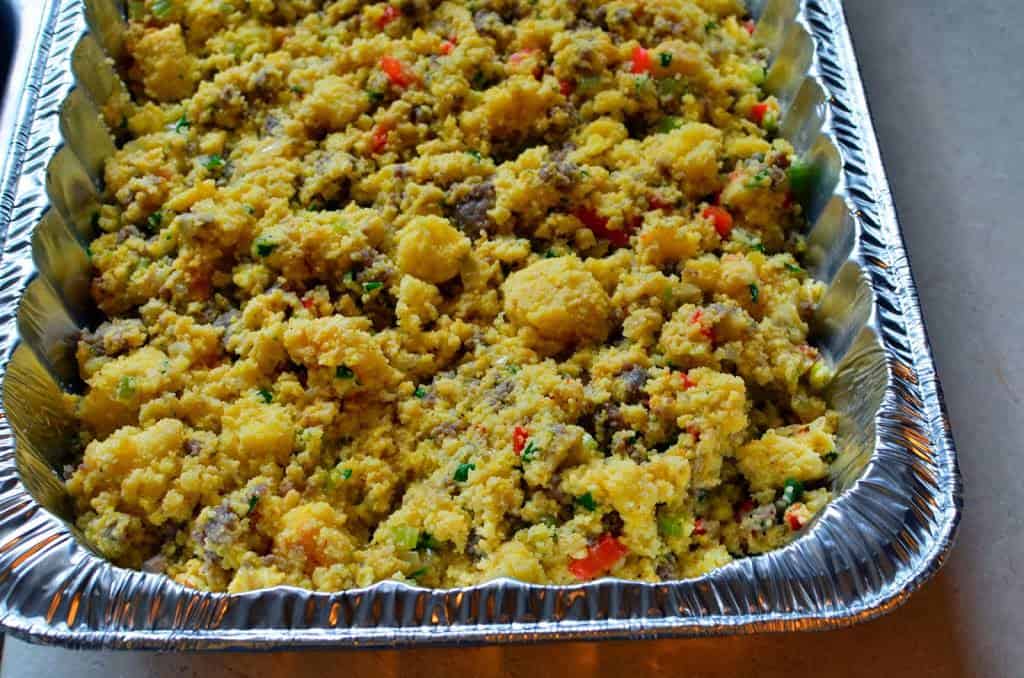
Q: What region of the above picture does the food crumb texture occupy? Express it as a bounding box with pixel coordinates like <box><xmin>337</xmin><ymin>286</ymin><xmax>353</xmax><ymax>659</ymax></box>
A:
<box><xmin>69</xmin><ymin>0</ymin><xmax>839</xmax><ymax>592</ymax></box>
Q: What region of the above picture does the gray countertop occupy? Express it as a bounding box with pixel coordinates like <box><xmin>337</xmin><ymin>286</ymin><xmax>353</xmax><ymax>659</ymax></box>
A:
<box><xmin>4</xmin><ymin>0</ymin><xmax>1020</xmax><ymax>675</ymax></box>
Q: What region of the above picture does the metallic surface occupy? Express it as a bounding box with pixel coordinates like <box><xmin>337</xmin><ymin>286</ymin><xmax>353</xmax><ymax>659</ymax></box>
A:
<box><xmin>0</xmin><ymin>0</ymin><xmax>961</xmax><ymax>650</ymax></box>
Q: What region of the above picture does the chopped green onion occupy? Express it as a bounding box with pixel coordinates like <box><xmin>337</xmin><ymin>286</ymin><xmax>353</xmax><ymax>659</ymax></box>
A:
<box><xmin>257</xmin><ymin>388</ymin><xmax>272</xmax><ymax>403</ymax></box>
<box><xmin>544</xmin><ymin>248</ymin><xmax>558</xmax><ymax>258</ymax></box>
<box><xmin>659</xmin><ymin>52</ymin><xmax>673</xmax><ymax>67</ymax></box>
<box><xmin>780</xmin><ymin>478</ymin><xmax>805</xmax><ymax>507</ymax></box>
<box><xmin>147</xmin><ymin>211</ymin><xmax>163</xmax><ymax>231</ymax></box>
<box><xmin>202</xmin><ymin>154</ymin><xmax>225</xmax><ymax>171</ymax></box>
<box><xmin>416</xmin><ymin>531</ymin><xmax>439</xmax><ymax>551</ymax></box>
<box><xmin>746</xmin><ymin>169</ymin><xmax>770</xmax><ymax>189</ymax></box>
<box><xmin>247</xmin><ymin>494</ymin><xmax>260</xmax><ymax>515</ymax></box>
<box><xmin>116</xmin><ymin>376</ymin><xmax>137</xmax><ymax>401</ymax></box>
<box><xmin>454</xmin><ymin>462</ymin><xmax>476</xmax><ymax>482</ymax></box>
<box><xmin>575</xmin><ymin>492</ymin><xmax>598</xmax><ymax>512</ymax></box>
<box><xmin>785</xmin><ymin>263</ymin><xmax>804</xmax><ymax>275</ymax></box>
<box><xmin>152</xmin><ymin>0</ymin><xmax>173</xmax><ymax>17</ymax></box>
<box><xmin>392</xmin><ymin>525</ymin><xmax>419</xmax><ymax>550</ymax></box>
<box><xmin>505</xmin><ymin>364</ymin><xmax>520</xmax><ymax>375</ymax></box>
<box><xmin>658</xmin><ymin>515</ymin><xmax>683</xmax><ymax>537</ymax></box>
<box><xmin>414</xmin><ymin>385</ymin><xmax>428</xmax><ymax>398</ymax></box>
<box><xmin>254</xmin><ymin>237</ymin><xmax>276</xmax><ymax>257</ymax></box>
<box><xmin>705</xmin><ymin>21</ymin><xmax>719</xmax><ymax>32</ymax></box>
<box><xmin>335</xmin><ymin>365</ymin><xmax>355</xmax><ymax>380</ymax></box>
<box><xmin>341</xmin><ymin>468</ymin><xmax>353</xmax><ymax>480</ymax></box>
<box><xmin>657</xmin><ymin>116</ymin><xmax>683</xmax><ymax>133</ymax></box>
<box><xmin>787</xmin><ymin>159</ymin><xmax>819</xmax><ymax>207</ymax></box>
<box><xmin>174</xmin><ymin>115</ymin><xmax>190</xmax><ymax>133</ymax></box>
<box><xmin>521</xmin><ymin>440</ymin><xmax>538</xmax><ymax>462</ymax></box>
<box><xmin>466</xmin><ymin>150</ymin><xmax>482</xmax><ymax>162</ymax></box>
<box><xmin>362</xmin><ymin>281</ymin><xmax>383</xmax><ymax>292</ymax></box>
<box><xmin>749</xmin><ymin>283</ymin><xmax>759</xmax><ymax>303</ymax></box>
<box><xmin>366</xmin><ymin>90</ymin><xmax>383</xmax><ymax>103</ymax></box>
<box><xmin>409</xmin><ymin>567</ymin><xmax>428</xmax><ymax>579</ymax></box>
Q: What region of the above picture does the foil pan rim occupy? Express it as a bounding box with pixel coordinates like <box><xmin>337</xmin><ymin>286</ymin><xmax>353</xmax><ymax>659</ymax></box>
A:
<box><xmin>0</xmin><ymin>0</ymin><xmax>962</xmax><ymax>650</ymax></box>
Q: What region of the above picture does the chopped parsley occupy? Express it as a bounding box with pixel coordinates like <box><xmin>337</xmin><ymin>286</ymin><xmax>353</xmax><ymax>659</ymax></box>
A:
<box><xmin>749</xmin><ymin>283</ymin><xmax>760</xmax><ymax>303</ymax></box>
<box><xmin>466</xmin><ymin>150</ymin><xmax>482</xmax><ymax>162</ymax></box>
<box><xmin>575</xmin><ymin>492</ymin><xmax>598</xmax><ymax>512</ymax></box>
<box><xmin>362</xmin><ymin>281</ymin><xmax>383</xmax><ymax>292</ymax></box>
<box><xmin>705</xmin><ymin>21</ymin><xmax>719</xmax><ymax>32</ymax></box>
<box><xmin>254</xmin><ymin>237</ymin><xmax>276</xmax><ymax>257</ymax></box>
<box><xmin>659</xmin><ymin>52</ymin><xmax>673</xmax><ymax>67</ymax></box>
<box><xmin>414</xmin><ymin>385</ymin><xmax>428</xmax><ymax>399</ymax></box>
<box><xmin>521</xmin><ymin>440</ymin><xmax>538</xmax><ymax>462</ymax></box>
<box><xmin>174</xmin><ymin>115</ymin><xmax>190</xmax><ymax>134</ymax></box>
<box><xmin>335</xmin><ymin>365</ymin><xmax>355</xmax><ymax>380</ymax></box>
<box><xmin>202</xmin><ymin>154</ymin><xmax>225</xmax><ymax>171</ymax></box>
<box><xmin>505</xmin><ymin>364</ymin><xmax>520</xmax><ymax>375</ymax></box>
<box><xmin>146</xmin><ymin>211</ymin><xmax>163</xmax><ymax>231</ymax></box>
<box><xmin>257</xmin><ymin>388</ymin><xmax>272</xmax><ymax>403</ymax></box>
<box><xmin>366</xmin><ymin>89</ymin><xmax>383</xmax><ymax>103</ymax></box>
<box><xmin>454</xmin><ymin>462</ymin><xmax>476</xmax><ymax>482</ymax></box>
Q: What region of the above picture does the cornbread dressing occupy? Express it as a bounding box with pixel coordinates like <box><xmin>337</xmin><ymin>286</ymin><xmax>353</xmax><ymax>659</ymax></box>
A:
<box><xmin>66</xmin><ymin>0</ymin><xmax>839</xmax><ymax>592</ymax></box>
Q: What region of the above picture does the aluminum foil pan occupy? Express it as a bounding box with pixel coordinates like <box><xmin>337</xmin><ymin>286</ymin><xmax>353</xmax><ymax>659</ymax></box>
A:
<box><xmin>0</xmin><ymin>0</ymin><xmax>962</xmax><ymax>650</ymax></box>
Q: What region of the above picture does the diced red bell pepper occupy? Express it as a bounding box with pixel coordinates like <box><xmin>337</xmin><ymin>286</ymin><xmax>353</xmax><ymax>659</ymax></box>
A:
<box><xmin>744</xmin><ymin>19</ymin><xmax>756</xmax><ymax>35</ymax></box>
<box><xmin>631</xmin><ymin>45</ymin><xmax>652</xmax><ymax>74</ymax></box>
<box><xmin>573</xmin><ymin>207</ymin><xmax>632</xmax><ymax>247</ymax></box>
<box><xmin>692</xmin><ymin>517</ymin><xmax>707</xmax><ymax>536</ymax></box>
<box><xmin>380</xmin><ymin>56</ymin><xmax>414</xmax><ymax>88</ymax></box>
<box><xmin>750</xmin><ymin>101</ymin><xmax>770</xmax><ymax>125</ymax></box>
<box><xmin>569</xmin><ymin>534</ymin><xmax>629</xmax><ymax>580</ymax></box>
<box><xmin>787</xmin><ymin>513</ymin><xmax>804</xmax><ymax>530</ymax></box>
<box><xmin>377</xmin><ymin>5</ymin><xmax>401</xmax><ymax>28</ymax></box>
<box><xmin>687</xmin><ymin>424</ymin><xmax>701</xmax><ymax>441</ymax></box>
<box><xmin>302</xmin><ymin>297</ymin><xmax>315</xmax><ymax>310</ymax></box>
<box><xmin>702</xmin><ymin>206</ymin><xmax>733</xmax><ymax>238</ymax></box>
<box><xmin>735</xmin><ymin>499</ymin><xmax>755</xmax><ymax>522</ymax></box>
<box><xmin>371</xmin><ymin>124</ymin><xmax>390</xmax><ymax>153</ymax></box>
<box><xmin>440</xmin><ymin>39</ymin><xmax>456</xmax><ymax>55</ymax></box>
<box><xmin>513</xmin><ymin>426</ymin><xmax>529</xmax><ymax>455</ymax></box>
<box><xmin>680</xmin><ymin>372</ymin><xmax>696</xmax><ymax>390</ymax></box>
<box><xmin>559</xmin><ymin>79</ymin><xmax>574</xmax><ymax>96</ymax></box>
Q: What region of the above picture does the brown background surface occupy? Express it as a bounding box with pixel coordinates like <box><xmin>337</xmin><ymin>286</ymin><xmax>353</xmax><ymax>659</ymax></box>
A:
<box><xmin>4</xmin><ymin>0</ymin><xmax>1022</xmax><ymax>675</ymax></box>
